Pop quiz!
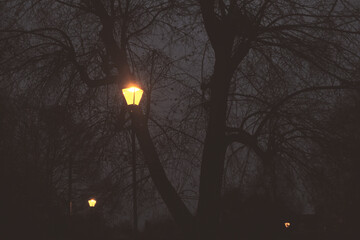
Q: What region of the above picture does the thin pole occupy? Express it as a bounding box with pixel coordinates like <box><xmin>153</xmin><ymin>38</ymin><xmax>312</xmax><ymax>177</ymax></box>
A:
<box><xmin>131</xmin><ymin>120</ymin><xmax>138</xmax><ymax>235</ymax></box>
<box><xmin>68</xmin><ymin>158</ymin><xmax>72</xmax><ymax>216</ymax></box>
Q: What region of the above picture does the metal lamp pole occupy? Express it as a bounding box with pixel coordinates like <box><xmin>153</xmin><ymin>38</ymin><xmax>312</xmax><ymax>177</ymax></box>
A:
<box><xmin>69</xmin><ymin>157</ymin><xmax>72</xmax><ymax>216</ymax></box>
<box><xmin>131</xmin><ymin>119</ymin><xmax>138</xmax><ymax>234</ymax></box>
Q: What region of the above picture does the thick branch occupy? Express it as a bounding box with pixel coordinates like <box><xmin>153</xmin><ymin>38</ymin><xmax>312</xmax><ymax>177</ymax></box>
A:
<box><xmin>199</xmin><ymin>0</ymin><xmax>221</xmax><ymax>51</ymax></box>
<box><xmin>226</xmin><ymin>127</ymin><xmax>267</xmax><ymax>160</ymax></box>
<box><xmin>90</xmin><ymin>0</ymin><xmax>131</xmax><ymax>79</ymax></box>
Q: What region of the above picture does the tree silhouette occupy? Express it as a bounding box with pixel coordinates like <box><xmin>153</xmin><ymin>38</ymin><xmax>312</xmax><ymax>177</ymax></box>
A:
<box><xmin>1</xmin><ymin>1</ymin><xmax>360</xmax><ymax>239</ymax></box>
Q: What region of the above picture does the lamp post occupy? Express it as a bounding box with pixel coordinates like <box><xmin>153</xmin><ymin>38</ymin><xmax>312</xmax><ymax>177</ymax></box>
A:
<box><xmin>122</xmin><ymin>85</ymin><xmax>144</xmax><ymax>235</ymax></box>
<box><xmin>68</xmin><ymin>158</ymin><xmax>73</xmax><ymax>216</ymax></box>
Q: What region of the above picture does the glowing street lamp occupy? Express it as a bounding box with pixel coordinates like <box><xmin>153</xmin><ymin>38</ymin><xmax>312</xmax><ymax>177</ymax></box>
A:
<box><xmin>88</xmin><ymin>198</ymin><xmax>97</xmax><ymax>208</ymax></box>
<box><xmin>122</xmin><ymin>86</ymin><xmax>144</xmax><ymax>106</ymax></box>
<box><xmin>122</xmin><ymin>84</ymin><xmax>143</xmax><ymax>235</ymax></box>
<box><xmin>284</xmin><ymin>222</ymin><xmax>291</xmax><ymax>228</ymax></box>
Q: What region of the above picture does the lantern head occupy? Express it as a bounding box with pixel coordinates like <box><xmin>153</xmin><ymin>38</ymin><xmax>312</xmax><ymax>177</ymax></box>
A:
<box><xmin>88</xmin><ymin>198</ymin><xmax>97</xmax><ymax>207</ymax></box>
<box><xmin>122</xmin><ymin>86</ymin><xmax>143</xmax><ymax>106</ymax></box>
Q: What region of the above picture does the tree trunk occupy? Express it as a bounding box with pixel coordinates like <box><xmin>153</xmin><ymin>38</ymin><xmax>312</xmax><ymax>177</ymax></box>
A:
<box><xmin>130</xmin><ymin>107</ymin><xmax>196</xmax><ymax>238</ymax></box>
<box><xmin>197</xmin><ymin>58</ymin><xmax>233</xmax><ymax>240</ymax></box>
<box><xmin>263</xmin><ymin>157</ymin><xmax>277</xmax><ymax>202</ymax></box>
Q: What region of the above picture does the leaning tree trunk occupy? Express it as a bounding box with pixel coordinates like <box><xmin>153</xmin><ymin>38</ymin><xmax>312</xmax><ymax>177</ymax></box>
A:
<box><xmin>130</xmin><ymin>108</ymin><xmax>196</xmax><ymax>238</ymax></box>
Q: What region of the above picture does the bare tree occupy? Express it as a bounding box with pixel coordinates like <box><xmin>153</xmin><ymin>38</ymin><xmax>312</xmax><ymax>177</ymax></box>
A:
<box><xmin>1</xmin><ymin>0</ymin><xmax>360</xmax><ymax>239</ymax></box>
<box><xmin>132</xmin><ymin>1</ymin><xmax>360</xmax><ymax>239</ymax></box>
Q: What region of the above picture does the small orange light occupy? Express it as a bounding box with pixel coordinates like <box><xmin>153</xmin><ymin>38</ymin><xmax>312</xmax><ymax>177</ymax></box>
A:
<box><xmin>284</xmin><ymin>222</ymin><xmax>291</xmax><ymax>228</ymax></box>
<box><xmin>88</xmin><ymin>198</ymin><xmax>97</xmax><ymax>207</ymax></box>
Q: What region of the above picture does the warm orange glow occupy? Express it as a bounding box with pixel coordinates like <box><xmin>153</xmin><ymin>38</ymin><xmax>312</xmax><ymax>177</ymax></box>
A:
<box><xmin>284</xmin><ymin>222</ymin><xmax>291</xmax><ymax>228</ymax></box>
<box><xmin>88</xmin><ymin>198</ymin><xmax>97</xmax><ymax>207</ymax></box>
<box><xmin>122</xmin><ymin>86</ymin><xmax>143</xmax><ymax>105</ymax></box>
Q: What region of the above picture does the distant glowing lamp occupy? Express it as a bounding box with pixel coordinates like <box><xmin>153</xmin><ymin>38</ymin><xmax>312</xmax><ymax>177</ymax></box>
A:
<box><xmin>122</xmin><ymin>86</ymin><xmax>143</xmax><ymax>106</ymax></box>
<box><xmin>284</xmin><ymin>222</ymin><xmax>291</xmax><ymax>228</ymax></box>
<box><xmin>88</xmin><ymin>198</ymin><xmax>97</xmax><ymax>207</ymax></box>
